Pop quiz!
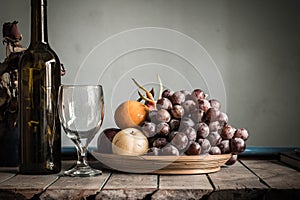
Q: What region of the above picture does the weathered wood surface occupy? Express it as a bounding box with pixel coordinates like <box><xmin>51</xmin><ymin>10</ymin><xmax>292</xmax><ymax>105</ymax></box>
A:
<box><xmin>241</xmin><ymin>160</ymin><xmax>300</xmax><ymax>200</ymax></box>
<box><xmin>97</xmin><ymin>173</ymin><xmax>157</xmax><ymax>199</ymax></box>
<box><xmin>40</xmin><ymin>171</ymin><xmax>111</xmax><ymax>200</ymax></box>
<box><xmin>152</xmin><ymin>174</ymin><xmax>213</xmax><ymax>200</ymax></box>
<box><xmin>241</xmin><ymin>160</ymin><xmax>300</xmax><ymax>189</ymax></box>
<box><xmin>0</xmin><ymin>167</ymin><xmax>18</xmax><ymax>184</ymax></box>
<box><xmin>0</xmin><ymin>159</ymin><xmax>299</xmax><ymax>200</ymax></box>
<box><xmin>0</xmin><ymin>173</ymin><xmax>15</xmax><ymax>184</ymax></box>
<box><xmin>0</xmin><ymin>174</ymin><xmax>58</xmax><ymax>199</ymax></box>
<box><xmin>208</xmin><ymin>161</ymin><xmax>268</xmax><ymax>200</ymax></box>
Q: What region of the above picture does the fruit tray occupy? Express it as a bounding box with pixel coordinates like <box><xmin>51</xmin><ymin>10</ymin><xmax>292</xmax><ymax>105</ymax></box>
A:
<box><xmin>91</xmin><ymin>151</ymin><xmax>231</xmax><ymax>174</ymax></box>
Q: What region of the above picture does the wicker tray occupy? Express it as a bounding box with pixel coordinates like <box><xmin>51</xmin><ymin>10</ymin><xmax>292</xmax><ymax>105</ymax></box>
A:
<box><xmin>91</xmin><ymin>151</ymin><xmax>231</xmax><ymax>174</ymax></box>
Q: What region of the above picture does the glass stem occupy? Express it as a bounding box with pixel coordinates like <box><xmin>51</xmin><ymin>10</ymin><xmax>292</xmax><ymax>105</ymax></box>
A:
<box><xmin>77</xmin><ymin>146</ymin><xmax>88</xmax><ymax>166</ymax></box>
<box><xmin>73</xmin><ymin>139</ymin><xmax>89</xmax><ymax>167</ymax></box>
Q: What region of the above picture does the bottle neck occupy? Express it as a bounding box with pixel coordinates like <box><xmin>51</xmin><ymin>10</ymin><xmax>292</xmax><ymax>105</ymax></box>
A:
<box><xmin>30</xmin><ymin>0</ymin><xmax>48</xmax><ymax>44</ymax></box>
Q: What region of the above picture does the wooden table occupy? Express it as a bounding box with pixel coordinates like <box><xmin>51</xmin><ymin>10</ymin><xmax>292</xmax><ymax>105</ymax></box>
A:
<box><xmin>0</xmin><ymin>159</ymin><xmax>299</xmax><ymax>200</ymax></box>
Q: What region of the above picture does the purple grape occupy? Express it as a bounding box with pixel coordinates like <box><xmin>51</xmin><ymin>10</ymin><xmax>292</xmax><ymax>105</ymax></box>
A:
<box><xmin>230</xmin><ymin>138</ymin><xmax>246</xmax><ymax>154</ymax></box>
<box><xmin>191</xmin><ymin>108</ymin><xmax>204</xmax><ymax>123</ymax></box>
<box><xmin>204</xmin><ymin>107</ymin><xmax>220</xmax><ymax>124</ymax></box>
<box><xmin>169</xmin><ymin>119</ymin><xmax>180</xmax><ymax>131</ymax></box>
<box><xmin>182</xmin><ymin>126</ymin><xmax>197</xmax><ymax>141</ymax></box>
<box><xmin>156</xmin><ymin>122</ymin><xmax>171</xmax><ymax>137</ymax></box>
<box><xmin>207</xmin><ymin>131</ymin><xmax>222</xmax><ymax>146</ymax></box>
<box><xmin>141</xmin><ymin>121</ymin><xmax>156</xmax><ymax>138</ymax></box>
<box><xmin>191</xmin><ymin>89</ymin><xmax>206</xmax><ymax>101</ymax></box>
<box><xmin>168</xmin><ymin>131</ymin><xmax>177</xmax><ymax>141</ymax></box>
<box><xmin>221</xmin><ymin>125</ymin><xmax>236</xmax><ymax>140</ymax></box>
<box><xmin>209</xmin><ymin>146</ymin><xmax>221</xmax><ymax>155</ymax></box>
<box><xmin>148</xmin><ymin>136</ymin><xmax>157</xmax><ymax>147</ymax></box>
<box><xmin>234</xmin><ymin>128</ymin><xmax>249</xmax><ymax>141</ymax></box>
<box><xmin>161</xmin><ymin>145</ymin><xmax>180</xmax><ymax>156</ymax></box>
<box><xmin>218</xmin><ymin>140</ymin><xmax>231</xmax><ymax>154</ymax></box>
<box><xmin>217</xmin><ymin>112</ymin><xmax>228</xmax><ymax>127</ymax></box>
<box><xmin>198</xmin><ymin>99</ymin><xmax>211</xmax><ymax>112</ymax></box>
<box><xmin>156</xmin><ymin>109</ymin><xmax>171</xmax><ymax>123</ymax></box>
<box><xmin>170</xmin><ymin>91</ymin><xmax>185</xmax><ymax>105</ymax></box>
<box><xmin>162</xmin><ymin>89</ymin><xmax>174</xmax><ymax>99</ymax></box>
<box><xmin>170</xmin><ymin>131</ymin><xmax>189</xmax><ymax>151</ymax></box>
<box><xmin>179</xmin><ymin>117</ymin><xmax>195</xmax><ymax>130</ymax></box>
<box><xmin>147</xmin><ymin>147</ymin><xmax>160</xmax><ymax>156</ymax></box>
<box><xmin>147</xmin><ymin>110</ymin><xmax>158</xmax><ymax>123</ymax></box>
<box><xmin>198</xmin><ymin>138</ymin><xmax>211</xmax><ymax>154</ymax></box>
<box><xmin>153</xmin><ymin>138</ymin><xmax>168</xmax><ymax>148</ymax></box>
<box><xmin>156</xmin><ymin>97</ymin><xmax>173</xmax><ymax>110</ymax></box>
<box><xmin>171</xmin><ymin>105</ymin><xmax>184</xmax><ymax>119</ymax></box>
<box><xmin>195</xmin><ymin>122</ymin><xmax>209</xmax><ymax>139</ymax></box>
<box><xmin>225</xmin><ymin>154</ymin><xmax>238</xmax><ymax>165</ymax></box>
<box><xmin>181</xmin><ymin>100</ymin><xmax>196</xmax><ymax>114</ymax></box>
<box><xmin>209</xmin><ymin>121</ymin><xmax>220</xmax><ymax>132</ymax></box>
<box><xmin>185</xmin><ymin>141</ymin><xmax>201</xmax><ymax>155</ymax></box>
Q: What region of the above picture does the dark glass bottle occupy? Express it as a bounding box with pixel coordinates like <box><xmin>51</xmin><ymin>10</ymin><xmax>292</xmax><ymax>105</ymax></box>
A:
<box><xmin>18</xmin><ymin>0</ymin><xmax>61</xmax><ymax>174</ymax></box>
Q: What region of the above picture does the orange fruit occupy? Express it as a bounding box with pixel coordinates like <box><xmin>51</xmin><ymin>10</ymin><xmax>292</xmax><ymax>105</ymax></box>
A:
<box><xmin>114</xmin><ymin>100</ymin><xmax>149</xmax><ymax>129</ymax></box>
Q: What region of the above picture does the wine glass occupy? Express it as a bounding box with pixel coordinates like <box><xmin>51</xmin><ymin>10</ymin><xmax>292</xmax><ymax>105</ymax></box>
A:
<box><xmin>58</xmin><ymin>85</ymin><xmax>104</xmax><ymax>177</ymax></box>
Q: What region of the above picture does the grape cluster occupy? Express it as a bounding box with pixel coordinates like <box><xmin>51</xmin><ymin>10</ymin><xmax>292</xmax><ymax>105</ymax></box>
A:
<box><xmin>139</xmin><ymin>88</ymin><xmax>249</xmax><ymax>165</ymax></box>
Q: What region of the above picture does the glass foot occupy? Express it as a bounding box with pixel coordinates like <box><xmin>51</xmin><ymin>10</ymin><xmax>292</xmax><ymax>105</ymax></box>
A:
<box><xmin>64</xmin><ymin>164</ymin><xmax>102</xmax><ymax>177</ymax></box>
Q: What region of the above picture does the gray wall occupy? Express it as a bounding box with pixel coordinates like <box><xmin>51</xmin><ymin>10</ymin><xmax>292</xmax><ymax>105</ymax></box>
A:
<box><xmin>1</xmin><ymin>0</ymin><xmax>300</xmax><ymax>148</ymax></box>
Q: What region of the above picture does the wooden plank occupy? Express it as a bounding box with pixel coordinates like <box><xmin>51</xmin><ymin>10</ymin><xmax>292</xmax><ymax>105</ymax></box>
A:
<box><xmin>97</xmin><ymin>173</ymin><xmax>157</xmax><ymax>199</ymax></box>
<box><xmin>280</xmin><ymin>151</ymin><xmax>300</xmax><ymax>171</ymax></box>
<box><xmin>0</xmin><ymin>161</ymin><xmax>73</xmax><ymax>199</ymax></box>
<box><xmin>0</xmin><ymin>174</ymin><xmax>58</xmax><ymax>199</ymax></box>
<box><xmin>40</xmin><ymin>171</ymin><xmax>111</xmax><ymax>200</ymax></box>
<box><xmin>152</xmin><ymin>174</ymin><xmax>213</xmax><ymax>200</ymax></box>
<box><xmin>0</xmin><ymin>167</ymin><xmax>18</xmax><ymax>184</ymax></box>
<box><xmin>39</xmin><ymin>160</ymin><xmax>110</xmax><ymax>199</ymax></box>
<box><xmin>0</xmin><ymin>160</ymin><xmax>76</xmax><ymax>199</ymax></box>
<box><xmin>0</xmin><ymin>173</ymin><xmax>15</xmax><ymax>184</ymax></box>
<box><xmin>241</xmin><ymin>160</ymin><xmax>300</xmax><ymax>189</ymax></box>
<box><xmin>209</xmin><ymin>161</ymin><xmax>268</xmax><ymax>189</ymax></box>
<box><xmin>208</xmin><ymin>161</ymin><xmax>268</xmax><ymax>200</ymax></box>
<box><xmin>241</xmin><ymin>159</ymin><xmax>300</xmax><ymax>200</ymax></box>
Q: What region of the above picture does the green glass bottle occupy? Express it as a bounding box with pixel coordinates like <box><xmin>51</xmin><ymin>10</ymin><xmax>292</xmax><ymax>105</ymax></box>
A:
<box><xmin>18</xmin><ymin>0</ymin><xmax>61</xmax><ymax>174</ymax></box>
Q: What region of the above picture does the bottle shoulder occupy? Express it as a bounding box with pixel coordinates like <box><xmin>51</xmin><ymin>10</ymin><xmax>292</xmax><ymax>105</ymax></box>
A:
<box><xmin>20</xmin><ymin>42</ymin><xmax>60</xmax><ymax>67</ymax></box>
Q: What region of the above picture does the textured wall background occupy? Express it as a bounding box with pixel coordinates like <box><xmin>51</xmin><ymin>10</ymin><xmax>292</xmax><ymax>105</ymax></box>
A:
<box><xmin>1</xmin><ymin>0</ymin><xmax>300</xmax><ymax>148</ymax></box>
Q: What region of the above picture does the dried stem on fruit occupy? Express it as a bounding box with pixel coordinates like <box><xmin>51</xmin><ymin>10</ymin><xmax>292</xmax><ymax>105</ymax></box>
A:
<box><xmin>132</xmin><ymin>75</ymin><xmax>164</xmax><ymax>110</ymax></box>
<box><xmin>132</xmin><ymin>78</ymin><xmax>155</xmax><ymax>102</ymax></box>
<box><xmin>137</xmin><ymin>91</ymin><xmax>153</xmax><ymax>103</ymax></box>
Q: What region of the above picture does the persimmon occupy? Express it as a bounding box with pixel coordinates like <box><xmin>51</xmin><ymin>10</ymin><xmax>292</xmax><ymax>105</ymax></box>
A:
<box><xmin>114</xmin><ymin>77</ymin><xmax>163</xmax><ymax>129</ymax></box>
<box><xmin>114</xmin><ymin>100</ymin><xmax>149</xmax><ymax>129</ymax></box>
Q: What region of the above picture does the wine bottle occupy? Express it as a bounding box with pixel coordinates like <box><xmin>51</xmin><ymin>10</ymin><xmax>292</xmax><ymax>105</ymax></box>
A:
<box><xmin>18</xmin><ymin>0</ymin><xmax>61</xmax><ymax>174</ymax></box>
